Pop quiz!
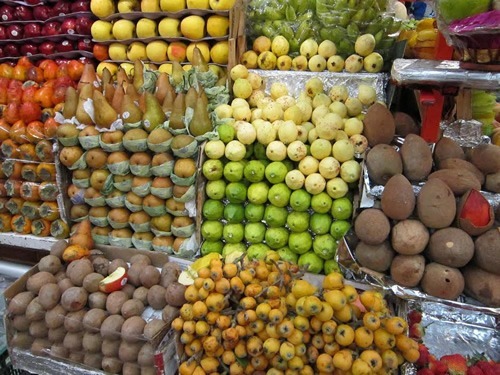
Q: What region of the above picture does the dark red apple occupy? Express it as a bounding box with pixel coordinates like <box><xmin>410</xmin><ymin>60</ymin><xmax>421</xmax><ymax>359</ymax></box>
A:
<box><xmin>32</xmin><ymin>6</ymin><xmax>51</xmax><ymax>21</ymax></box>
<box><xmin>41</xmin><ymin>21</ymin><xmax>60</xmax><ymax>37</ymax></box>
<box><xmin>60</xmin><ymin>17</ymin><xmax>77</xmax><ymax>34</ymax></box>
<box><xmin>23</xmin><ymin>23</ymin><xmax>42</xmax><ymax>38</ymax></box>
<box><xmin>7</xmin><ymin>24</ymin><xmax>23</xmax><ymax>40</ymax></box>
<box><xmin>25</xmin><ymin>0</ymin><xmax>41</xmax><ymax>5</ymax></box>
<box><xmin>20</xmin><ymin>44</ymin><xmax>38</xmax><ymax>56</ymax></box>
<box><xmin>78</xmin><ymin>56</ymin><xmax>92</xmax><ymax>64</ymax></box>
<box><xmin>0</xmin><ymin>5</ymin><xmax>14</xmax><ymax>22</ymax></box>
<box><xmin>70</xmin><ymin>1</ymin><xmax>90</xmax><ymax>12</ymax></box>
<box><xmin>0</xmin><ymin>25</ymin><xmax>6</xmax><ymax>40</ymax></box>
<box><xmin>75</xmin><ymin>16</ymin><xmax>93</xmax><ymax>35</ymax></box>
<box><xmin>56</xmin><ymin>40</ymin><xmax>74</xmax><ymax>53</ymax></box>
<box><xmin>14</xmin><ymin>6</ymin><xmax>33</xmax><ymax>21</ymax></box>
<box><xmin>77</xmin><ymin>38</ymin><xmax>93</xmax><ymax>52</ymax></box>
<box><xmin>0</xmin><ymin>46</ymin><xmax>4</xmax><ymax>58</ymax></box>
<box><xmin>4</xmin><ymin>44</ymin><xmax>20</xmax><ymax>57</ymax></box>
<box><xmin>51</xmin><ymin>0</ymin><xmax>71</xmax><ymax>17</ymax></box>
<box><xmin>38</xmin><ymin>41</ymin><xmax>56</xmax><ymax>55</ymax></box>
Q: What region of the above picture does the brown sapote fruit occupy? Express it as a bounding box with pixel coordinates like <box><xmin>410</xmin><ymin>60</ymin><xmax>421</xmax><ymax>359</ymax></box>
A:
<box><xmin>456</xmin><ymin>189</ymin><xmax>494</xmax><ymax>236</ymax></box>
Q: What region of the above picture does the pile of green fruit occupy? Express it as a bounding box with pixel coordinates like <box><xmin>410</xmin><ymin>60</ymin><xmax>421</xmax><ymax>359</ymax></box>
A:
<box><xmin>199</xmin><ymin>65</ymin><xmax>380</xmax><ymax>274</ymax></box>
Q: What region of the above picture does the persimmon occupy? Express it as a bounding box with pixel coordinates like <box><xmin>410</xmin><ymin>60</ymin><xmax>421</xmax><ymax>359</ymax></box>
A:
<box><xmin>35</xmin><ymin>140</ymin><xmax>55</xmax><ymax>162</ymax></box>
<box><xmin>3</xmin><ymin>102</ymin><xmax>20</xmax><ymax>124</ymax></box>
<box><xmin>0</xmin><ymin>197</ymin><xmax>7</xmax><ymax>213</ymax></box>
<box><xmin>7</xmin><ymin>79</ymin><xmax>23</xmax><ymax>103</ymax></box>
<box><xmin>21</xmin><ymin>84</ymin><xmax>39</xmax><ymax>103</ymax></box>
<box><xmin>51</xmin><ymin>85</ymin><xmax>67</xmax><ymax>105</ymax></box>
<box><xmin>93</xmin><ymin>44</ymin><xmax>109</xmax><ymax>62</ymax></box>
<box><xmin>5</xmin><ymin>179</ymin><xmax>22</xmax><ymax>197</ymax></box>
<box><xmin>56</xmin><ymin>63</ymin><xmax>69</xmax><ymax>78</ymax></box>
<box><xmin>10</xmin><ymin>120</ymin><xmax>28</xmax><ymax>144</ymax></box>
<box><xmin>20</xmin><ymin>182</ymin><xmax>40</xmax><ymax>202</ymax></box>
<box><xmin>3</xmin><ymin>161</ymin><xmax>23</xmax><ymax>180</ymax></box>
<box><xmin>17</xmin><ymin>57</ymin><xmax>33</xmax><ymax>69</ymax></box>
<box><xmin>21</xmin><ymin>164</ymin><xmax>38</xmax><ymax>182</ymax></box>
<box><xmin>19</xmin><ymin>101</ymin><xmax>42</xmax><ymax>124</ymax></box>
<box><xmin>26</xmin><ymin>120</ymin><xmax>45</xmax><ymax>143</ymax></box>
<box><xmin>6</xmin><ymin>198</ymin><xmax>24</xmax><ymax>215</ymax></box>
<box><xmin>36</xmin><ymin>163</ymin><xmax>56</xmax><ymax>182</ymax></box>
<box><xmin>26</xmin><ymin>66</ymin><xmax>44</xmax><ymax>83</ymax></box>
<box><xmin>67</xmin><ymin>60</ymin><xmax>85</xmax><ymax>81</ymax></box>
<box><xmin>39</xmin><ymin>201</ymin><xmax>59</xmax><ymax>221</ymax></box>
<box><xmin>12</xmin><ymin>65</ymin><xmax>28</xmax><ymax>82</ymax></box>
<box><xmin>11</xmin><ymin>214</ymin><xmax>32</xmax><ymax>234</ymax></box>
<box><xmin>41</xmin><ymin>60</ymin><xmax>58</xmax><ymax>81</ymax></box>
<box><xmin>0</xmin><ymin>182</ymin><xmax>6</xmax><ymax>198</ymax></box>
<box><xmin>0</xmin><ymin>139</ymin><xmax>20</xmax><ymax>159</ymax></box>
<box><xmin>0</xmin><ymin>165</ymin><xmax>5</xmax><ymax>179</ymax></box>
<box><xmin>0</xmin><ymin>119</ymin><xmax>10</xmax><ymax>141</ymax></box>
<box><xmin>0</xmin><ymin>64</ymin><xmax>14</xmax><ymax>79</ymax></box>
<box><xmin>34</xmin><ymin>86</ymin><xmax>54</xmax><ymax>108</ymax></box>
<box><xmin>43</xmin><ymin>117</ymin><xmax>58</xmax><ymax>139</ymax></box>
<box><xmin>0</xmin><ymin>213</ymin><xmax>12</xmax><ymax>232</ymax></box>
<box><xmin>39</xmin><ymin>181</ymin><xmax>58</xmax><ymax>202</ymax></box>
<box><xmin>50</xmin><ymin>219</ymin><xmax>70</xmax><ymax>239</ymax></box>
<box><xmin>31</xmin><ymin>218</ymin><xmax>51</xmax><ymax>237</ymax></box>
<box><xmin>19</xmin><ymin>144</ymin><xmax>37</xmax><ymax>161</ymax></box>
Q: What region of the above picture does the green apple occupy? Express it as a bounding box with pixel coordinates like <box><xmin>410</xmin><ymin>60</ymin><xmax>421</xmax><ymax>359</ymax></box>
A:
<box><xmin>127</xmin><ymin>42</ymin><xmax>148</xmax><ymax>61</ymax></box>
<box><xmin>90</xmin><ymin>0</ymin><xmax>115</xmax><ymax>18</ymax></box>
<box><xmin>117</xmin><ymin>0</ymin><xmax>139</xmax><ymax>12</ymax></box>
<box><xmin>206</xmin><ymin>15</ymin><xmax>229</xmax><ymax>37</ymax></box>
<box><xmin>158</xmin><ymin>18</ymin><xmax>182</xmax><ymax>38</ymax></box>
<box><xmin>186</xmin><ymin>0</ymin><xmax>209</xmax><ymax>8</ymax></box>
<box><xmin>167</xmin><ymin>41</ymin><xmax>187</xmax><ymax>62</ymax></box>
<box><xmin>209</xmin><ymin>0</ymin><xmax>235</xmax><ymax>10</ymax></box>
<box><xmin>186</xmin><ymin>42</ymin><xmax>210</xmax><ymax>63</ymax></box>
<box><xmin>136</xmin><ymin>18</ymin><xmax>158</xmax><ymax>39</ymax></box>
<box><xmin>160</xmin><ymin>0</ymin><xmax>186</xmax><ymax>11</ymax></box>
<box><xmin>112</xmin><ymin>19</ymin><xmax>136</xmax><ymax>40</ymax></box>
<box><xmin>158</xmin><ymin>63</ymin><xmax>173</xmax><ymax>74</ymax></box>
<box><xmin>141</xmin><ymin>0</ymin><xmax>161</xmax><ymax>11</ymax></box>
<box><xmin>180</xmin><ymin>15</ymin><xmax>206</xmax><ymax>39</ymax></box>
<box><xmin>146</xmin><ymin>40</ymin><xmax>169</xmax><ymax>63</ymax></box>
<box><xmin>108</xmin><ymin>43</ymin><xmax>128</xmax><ymax>60</ymax></box>
<box><xmin>91</xmin><ymin>20</ymin><xmax>114</xmax><ymax>41</ymax></box>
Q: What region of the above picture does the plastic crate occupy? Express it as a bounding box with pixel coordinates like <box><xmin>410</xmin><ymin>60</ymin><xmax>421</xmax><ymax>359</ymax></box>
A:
<box><xmin>0</xmin><ymin>351</ymin><xmax>32</xmax><ymax>375</ymax></box>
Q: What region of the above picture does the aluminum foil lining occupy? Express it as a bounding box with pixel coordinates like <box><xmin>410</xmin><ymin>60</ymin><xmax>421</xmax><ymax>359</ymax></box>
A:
<box><xmin>391</xmin><ymin>58</ymin><xmax>500</xmax><ymax>90</ymax></box>
<box><xmin>249</xmin><ymin>69</ymin><xmax>390</xmax><ymax>103</ymax></box>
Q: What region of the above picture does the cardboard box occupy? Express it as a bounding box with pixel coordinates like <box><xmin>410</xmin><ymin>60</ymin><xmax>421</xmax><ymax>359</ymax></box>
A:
<box><xmin>4</xmin><ymin>246</ymin><xmax>177</xmax><ymax>375</ymax></box>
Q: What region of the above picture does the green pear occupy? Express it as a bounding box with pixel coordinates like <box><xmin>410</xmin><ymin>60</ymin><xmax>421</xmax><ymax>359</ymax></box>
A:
<box><xmin>93</xmin><ymin>90</ymin><xmax>118</xmax><ymax>129</ymax></box>
<box><xmin>162</xmin><ymin>85</ymin><xmax>176</xmax><ymax>113</ymax></box>
<box><xmin>143</xmin><ymin>92</ymin><xmax>167</xmax><ymax>132</ymax></box>
<box><xmin>120</xmin><ymin>94</ymin><xmax>143</xmax><ymax>124</ymax></box>
<box><xmin>185</xmin><ymin>86</ymin><xmax>198</xmax><ymax>110</ymax></box>
<box><xmin>192</xmin><ymin>46</ymin><xmax>209</xmax><ymax>72</ymax></box>
<box><xmin>62</xmin><ymin>86</ymin><xmax>78</xmax><ymax>119</ymax></box>
<box><xmin>133</xmin><ymin>59</ymin><xmax>144</xmax><ymax>92</ymax></box>
<box><xmin>170</xmin><ymin>61</ymin><xmax>184</xmax><ymax>86</ymax></box>
<box><xmin>155</xmin><ymin>72</ymin><xmax>172</xmax><ymax>103</ymax></box>
<box><xmin>189</xmin><ymin>96</ymin><xmax>212</xmax><ymax>137</ymax></box>
<box><xmin>111</xmin><ymin>84</ymin><xmax>125</xmax><ymax>112</ymax></box>
<box><xmin>75</xmin><ymin>83</ymin><xmax>94</xmax><ymax>125</ymax></box>
<box><xmin>169</xmin><ymin>92</ymin><xmax>185</xmax><ymax>130</ymax></box>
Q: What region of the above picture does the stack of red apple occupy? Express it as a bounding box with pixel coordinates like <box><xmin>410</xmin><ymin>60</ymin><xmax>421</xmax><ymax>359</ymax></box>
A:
<box><xmin>0</xmin><ymin>0</ymin><xmax>95</xmax><ymax>60</ymax></box>
<box><xmin>0</xmin><ymin>57</ymin><xmax>85</xmax><ymax>239</ymax></box>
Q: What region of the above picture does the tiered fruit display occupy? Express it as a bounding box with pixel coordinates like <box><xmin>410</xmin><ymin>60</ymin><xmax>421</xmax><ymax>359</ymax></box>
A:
<box><xmin>5</xmin><ymin>227</ymin><xmax>184</xmax><ymax>374</ymax></box>
<box><xmin>0</xmin><ymin>57</ymin><xmax>85</xmax><ymax>238</ymax></box>
<box><xmin>200</xmin><ymin>66</ymin><xmax>383</xmax><ymax>274</ymax></box>
<box><xmin>245</xmin><ymin>0</ymin><xmax>401</xmax><ymax>62</ymax></box>
<box><xmin>173</xmin><ymin>255</ymin><xmax>421</xmax><ymax>374</ymax></box>
<box><xmin>240</xmin><ymin>34</ymin><xmax>385</xmax><ymax>73</ymax></box>
<box><xmin>353</xmin><ymin>133</ymin><xmax>500</xmax><ymax>307</ymax></box>
<box><xmin>0</xmin><ymin>0</ymin><xmax>95</xmax><ymax>59</ymax></box>
<box><xmin>90</xmin><ymin>0</ymin><xmax>236</xmax><ymax>72</ymax></box>
<box><xmin>57</xmin><ymin>54</ymin><xmax>229</xmax><ymax>255</ymax></box>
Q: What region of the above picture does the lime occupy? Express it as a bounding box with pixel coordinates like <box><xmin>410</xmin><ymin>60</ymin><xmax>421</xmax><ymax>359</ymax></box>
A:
<box><xmin>313</xmin><ymin>234</ymin><xmax>338</xmax><ymax>260</ymax></box>
<box><xmin>223</xmin><ymin>203</ymin><xmax>245</xmax><ymax>223</ymax></box>
<box><xmin>200</xmin><ymin>240</ymin><xmax>224</xmax><ymax>256</ymax></box>
<box><xmin>289</xmin><ymin>189</ymin><xmax>311</xmax><ymax>212</ymax></box>
<box><xmin>331</xmin><ymin>197</ymin><xmax>353</xmax><ymax>220</ymax></box>
<box><xmin>264</xmin><ymin>205</ymin><xmax>288</xmax><ymax>227</ymax></box>
<box><xmin>326</xmin><ymin>177</ymin><xmax>349</xmax><ymax>199</ymax></box>
<box><xmin>244</xmin><ymin>160</ymin><xmax>266</xmax><ymax>182</ymax></box>
<box><xmin>247</xmin><ymin>182</ymin><xmax>270</xmax><ymax>205</ymax></box>
<box><xmin>310</xmin><ymin>213</ymin><xmax>333</xmax><ymax>235</ymax></box>
<box><xmin>298</xmin><ymin>251</ymin><xmax>324</xmax><ymax>274</ymax></box>
<box><xmin>265</xmin><ymin>161</ymin><xmax>288</xmax><ymax>184</ymax></box>
<box><xmin>245</xmin><ymin>143</ymin><xmax>254</xmax><ymax>159</ymax></box>
<box><xmin>206</xmin><ymin>180</ymin><xmax>226</xmax><ymax>200</ymax></box>
<box><xmin>244</xmin><ymin>222</ymin><xmax>267</xmax><ymax>243</ymax></box>
<box><xmin>225</xmin><ymin>182</ymin><xmax>247</xmax><ymax>203</ymax></box>
<box><xmin>330</xmin><ymin>220</ymin><xmax>351</xmax><ymax>240</ymax></box>
<box><xmin>288</xmin><ymin>231</ymin><xmax>313</xmax><ymax>254</ymax></box>
<box><xmin>247</xmin><ymin>243</ymin><xmax>271</xmax><ymax>260</ymax></box>
<box><xmin>222</xmin><ymin>242</ymin><xmax>247</xmax><ymax>258</ymax></box>
<box><xmin>324</xmin><ymin>259</ymin><xmax>341</xmax><ymax>274</ymax></box>
<box><xmin>253</xmin><ymin>143</ymin><xmax>268</xmax><ymax>160</ymax></box>
<box><xmin>201</xmin><ymin>220</ymin><xmax>223</xmax><ymax>241</ymax></box>
<box><xmin>223</xmin><ymin>223</ymin><xmax>245</xmax><ymax>244</ymax></box>
<box><xmin>202</xmin><ymin>199</ymin><xmax>224</xmax><ymax>220</ymax></box>
<box><xmin>311</xmin><ymin>192</ymin><xmax>333</xmax><ymax>214</ymax></box>
<box><xmin>265</xmin><ymin>227</ymin><xmax>289</xmax><ymax>249</ymax></box>
<box><xmin>267</xmin><ymin>183</ymin><xmax>291</xmax><ymax>208</ymax></box>
<box><xmin>244</xmin><ymin>203</ymin><xmax>265</xmax><ymax>222</ymax></box>
<box><xmin>223</xmin><ymin>161</ymin><xmax>246</xmax><ymax>182</ymax></box>
<box><xmin>282</xmin><ymin>159</ymin><xmax>294</xmax><ymax>172</ymax></box>
<box><xmin>218</xmin><ymin>123</ymin><xmax>235</xmax><ymax>143</ymax></box>
<box><xmin>277</xmin><ymin>247</ymin><xmax>298</xmax><ymax>264</ymax></box>
<box><xmin>286</xmin><ymin>211</ymin><xmax>310</xmax><ymax>233</ymax></box>
<box><xmin>202</xmin><ymin>159</ymin><xmax>224</xmax><ymax>181</ymax></box>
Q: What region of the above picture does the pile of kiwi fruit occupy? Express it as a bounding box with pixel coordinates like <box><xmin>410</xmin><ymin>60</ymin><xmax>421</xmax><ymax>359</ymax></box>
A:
<box><xmin>353</xmin><ymin>133</ymin><xmax>500</xmax><ymax>307</ymax></box>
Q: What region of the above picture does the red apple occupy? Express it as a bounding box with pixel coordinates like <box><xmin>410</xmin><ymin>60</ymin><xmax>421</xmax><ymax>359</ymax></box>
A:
<box><xmin>41</xmin><ymin>21</ymin><xmax>60</xmax><ymax>37</ymax></box>
<box><xmin>71</xmin><ymin>0</ymin><xmax>90</xmax><ymax>12</ymax></box>
<box><xmin>20</xmin><ymin>44</ymin><xmax>38</xmax><ymax>56</ymax></box>
<box><xmin>23</xmin><ymin>23</ymin><xmax>42</xmax><ymax>38</ymax></box>
<box><xmin>51</xmin><ymin>0</ymin><xmax>71</xmax><ymax>17</ymax></box>
<box><xmin>0</xmin><ymin>26</ymin><xmax>6</xmax><ymax>40</ymax></box>
<box><xmin>75</xmin><ymin>16</ymin><xmax>93</xmax><ymax>35</ymax></box>
<box><xmin>25</xmin><ymin>0</ymin><xmax>41</xmax><ymax>5</ymax></box>
<box><xmin>4</xmin><ymin>44</ymin><xmax>20</xmax><ymax>57</ymax></box>
<box><xmin>78</xmin><ymin>56</ymin><xmax>92</xmax><ymax>64</ymax></box>
<box><xmin>7</xmin><ymin>24</ymin><xmax>23</xmax><ymax>40</ymax></box>
<box><xmin>0</xmin><ymin>46</ymin><xmax>4</xmax><ymax>58</ymax></box>
<box><xmin>99</xmin><ymin>267</ymin><xmax>128</xmax><ymax>293</ymax></box>
<box><xmin>60</xmin><ymin>17</ymin><xmax>77</xmax><ymax>35</ymax></box>
<box><xmin>56</xmin><ymin>40</ymin><xmax>74</xmax><ymax>53</ymax></box>
<box><xmin>14</xmin><ymin>6</ymin><xmax>33</xmax><ymax>21</ymax></box>
<box><xmin>0</xmin><ymin>5</ymin><xmax>14</xmax><ymax>22</ymax></box>
<box><xmin>38</xmin><ymin>41</ymin><xmax>56</xmax><ymax>55</ymax></box>
<box><xmin>77</xmin><ymin>39</ymin><xmax>93</xmax><ymax>52</ymax></box>
<box><xmin>32</xmin><ymin>6</ymin><xmax>51</xmax><ymax>21</ymax></box>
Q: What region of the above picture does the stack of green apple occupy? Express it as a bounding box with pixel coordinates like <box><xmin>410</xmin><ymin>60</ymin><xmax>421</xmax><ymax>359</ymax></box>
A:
<box><xmin>199</xmin><ymin>65</ymin><xmax>378</xmax><ymax>274</ymax></box>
